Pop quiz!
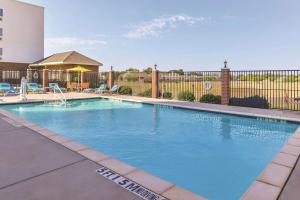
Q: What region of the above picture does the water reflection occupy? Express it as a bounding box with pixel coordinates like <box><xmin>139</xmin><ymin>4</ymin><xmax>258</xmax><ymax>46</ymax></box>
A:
<box><xmin>221</xmin><ymin>117</ymin><xmax>232</xmax><ymax>140</ymax></box>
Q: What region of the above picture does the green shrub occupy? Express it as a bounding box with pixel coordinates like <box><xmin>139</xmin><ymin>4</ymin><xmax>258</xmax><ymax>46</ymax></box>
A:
<box><xmin>118</xmin><ymin>86</ymin><xmax>133</xmax><ymax>95</ymax></box>
<box><xmin>144</xmin><ymin>76</ymin><xmax>152</xmax><ymax>83</ymax></box>
<box><xmin>200</xmin><ymin>94</ymin><xmax>221</xmax><ymax>104</ymax></box>
<box><xmin>138</xmin><ymin>88</ymin><xmax>152</xmax><ymax>97</ymax></box>
<box><xmin>229</xmin><ymin>96</ymin><xmax>269</xmax><ymax>109</ymax></box>
<box><xmin>177</xmin><ymin>91</ymin><xmax>195</xmax><ymax>102</ymax></box>
<box><xmin>125</xmin><ymin>75</ymin><xmax>139</xmax><ymax>82</ymax></box>
<box><xmin>162</xmin><ymin>92</ymin><xmax>172</xmax><ymax>99</ymax></box>
<box><xmin>138</xmin><ymin>88</ymin><xmax>162</xmax><ymax>98</ymax></box>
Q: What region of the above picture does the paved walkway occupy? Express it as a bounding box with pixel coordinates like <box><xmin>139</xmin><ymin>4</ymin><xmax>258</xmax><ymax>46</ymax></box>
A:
<box><xmin>279</xmin><ymin>158</ymin><xmax>300</xmax><ymax>200</ymax></box>
<box><xmin>0</xmin><ymin>114</ymin><xmax>143</xmax><ymax>200</ymax></box>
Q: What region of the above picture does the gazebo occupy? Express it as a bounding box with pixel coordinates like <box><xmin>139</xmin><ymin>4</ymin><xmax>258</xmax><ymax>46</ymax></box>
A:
<box><xmin>28</xmin><ymin>51</ymin><xmax>103</xmax><ymax>89</ymax></box>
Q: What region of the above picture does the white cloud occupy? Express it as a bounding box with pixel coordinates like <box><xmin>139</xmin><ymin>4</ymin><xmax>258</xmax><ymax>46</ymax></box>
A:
<box><xmin>221</xmin><ymin>15</ymin><xmax>237</xmax><ymax>20</ymax></box>
<box><xmin>124</xmin><ymin>14</ymin><xmax>210</xmax><ymax>39</ymax></box>
<box><xmin>45</xmin><ymin>37</ymin><xmax>107</xmax><ymax>48</ymax></box>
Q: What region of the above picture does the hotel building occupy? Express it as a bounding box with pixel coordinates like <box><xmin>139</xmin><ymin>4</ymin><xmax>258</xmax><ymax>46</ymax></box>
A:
<box><xmin>0</xmin><ymin>0</ymin><xmax>44</xmax><ymax>70</ymax></box>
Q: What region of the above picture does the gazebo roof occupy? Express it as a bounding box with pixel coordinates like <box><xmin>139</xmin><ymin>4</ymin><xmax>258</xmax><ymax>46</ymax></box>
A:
<box><xmin>29</xmin><ymin>51</ymin><xmax>103</xmax><ymax>67</ymax></box>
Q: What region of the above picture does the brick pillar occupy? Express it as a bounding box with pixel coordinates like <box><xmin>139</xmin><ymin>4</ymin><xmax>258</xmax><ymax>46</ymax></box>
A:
<box><xmin>42</xmin><ymin>69</ymin><xmax>49</xmax><ymax>89</ymax></box>
<box><xmin>152</xmin><ymin>70</ymin><xmax>159</xmax><ymax>98</ymax></box>
<box><xmin>108</xmin><ymin>70</ymin><xmax>114</xmax><ymax>89</ymax></box>
<box><xmin>221</xmin><ymin>67</ymin><xmax>230</xmax><ymax>105</ymax></box>
<box><xmin>27</xmin><ymin>69</ymin><xmax>33</xmax><ymax>83</ymax></box>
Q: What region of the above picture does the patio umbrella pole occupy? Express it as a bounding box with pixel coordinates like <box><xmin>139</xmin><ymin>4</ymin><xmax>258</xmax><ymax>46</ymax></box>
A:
<box><xmin>78</xmin><ymin>71</ymin><xmax>80</xmax><ymax>92</ymax></box>
<box><xmin>68</xmin><ymin>66</ymin><xmax>92</xmax><ymax>92</ymax></box>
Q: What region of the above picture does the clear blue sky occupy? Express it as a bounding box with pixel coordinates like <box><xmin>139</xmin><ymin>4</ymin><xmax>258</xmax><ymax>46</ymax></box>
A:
<box><xmin>22</xmin><ymin>0</ymin><xmax>300</xmax><ymax>71</ymax></box>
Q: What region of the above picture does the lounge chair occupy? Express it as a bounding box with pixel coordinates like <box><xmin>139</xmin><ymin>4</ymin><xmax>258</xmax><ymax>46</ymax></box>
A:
<box><xmin>284</xmin><ymin>90</ymin><xmax>300</xmax><ymax>109</ymax></box>
<box><xmin>109</xmin><ymin>85</ymin><xmax>119</xmax><ymax>94</ymax></box>
<box><xmin>49</xmin><ymin>83</ymin><xmax>67</xmax><ymax>92</ymax></box>
<box><xmin>27</xmin><ymin>83</ymin><xmax>45</xmax><ymax>93</ymax></box>
<box><xmin>94</xmin><ymin>84</ymin><xmax>108</xmax><ymax>94</ymax></box>
<box><xmin>0</xmin><ymin>83</ymin><xmax>18</xmax><ymax>96</ymax></box>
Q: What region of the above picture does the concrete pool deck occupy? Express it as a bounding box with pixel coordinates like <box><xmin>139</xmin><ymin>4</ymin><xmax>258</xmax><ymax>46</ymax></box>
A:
<box><xmin>0</xmin><ymin>114</ymin><xmax>145</xmax><ymax>200</ymax></box>
<box><xmin>0</xmin><ymin>93</ymin><xmax>300</xmax><ymax>199</ymax></box>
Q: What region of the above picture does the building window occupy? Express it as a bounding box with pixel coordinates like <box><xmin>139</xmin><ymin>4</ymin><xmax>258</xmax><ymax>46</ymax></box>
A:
<box><xmin>0</xmin><ymin>28</ymin><xmax>2</xmax><ymax>36</ymax></box>
<box><xmin>0</xmin><ymin>9</ymin><xmax>3</xmax><ymax>16</ymax></box>
<box><xmin>0</xmin><ymin>48</ymin><xmax>2</xmax><ymax>56</ymax></box>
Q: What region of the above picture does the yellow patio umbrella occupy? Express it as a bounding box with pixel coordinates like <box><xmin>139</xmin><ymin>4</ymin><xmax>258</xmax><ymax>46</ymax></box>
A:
<box><xmin>68</xmin><ymin>66</ymin><xmax>91</xmax><ymax>91</ymax></box>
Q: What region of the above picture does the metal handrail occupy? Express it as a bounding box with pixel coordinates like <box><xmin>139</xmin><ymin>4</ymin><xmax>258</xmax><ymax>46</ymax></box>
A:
<box><xmin>52</xmin><ymin>85</ymin><xmax>67</xmax><ymax>106</ymax></box>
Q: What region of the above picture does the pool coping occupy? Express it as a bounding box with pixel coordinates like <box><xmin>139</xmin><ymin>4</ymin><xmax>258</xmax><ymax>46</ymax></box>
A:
<box><xmin>0</xmin><ymin>108</ymin><xmax>206</xmax><ymax>200</ymax></box>
<box><xmin>1</xmin><ymin>95</ymin><xmax>300</xmax><ymax>199</ymax></box>
<box><xmin>99</xmin><ymin>95</ymin><xmax>300</xmax><ymax>123</ymax></box>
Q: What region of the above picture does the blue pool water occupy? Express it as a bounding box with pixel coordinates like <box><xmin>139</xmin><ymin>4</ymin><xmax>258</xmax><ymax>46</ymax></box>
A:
<box><xmin>2</xmin><ymin>99</ymin><xmax>298</xmax><ymax>199</ymax></box>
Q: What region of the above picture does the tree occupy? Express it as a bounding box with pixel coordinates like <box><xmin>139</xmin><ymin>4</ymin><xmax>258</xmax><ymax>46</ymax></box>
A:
<box><xmin>126</xmin><ymin>68</ymin><xmax>139</xmax><ymax>72</ymax></box>
<box><xmin>169</xmin><ymin>69</ymin><xmax>184</xmax><ymax>75</ymax></box>
<box><xmin>143</xmin><ymin>67</ymin><xmax>152</xmax><ymax>74</ymax></box>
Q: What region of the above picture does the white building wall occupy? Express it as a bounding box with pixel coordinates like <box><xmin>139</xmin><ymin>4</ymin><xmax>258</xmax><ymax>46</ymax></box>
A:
<box><xmin>0</xmin><ymin>0</ymin><xmax>44</xmax><ymax>63</ymax></box>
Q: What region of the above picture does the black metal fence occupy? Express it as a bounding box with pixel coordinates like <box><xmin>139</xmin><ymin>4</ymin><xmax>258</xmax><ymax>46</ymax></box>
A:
<box><xmin>159</xmin><ymin>71</ymin><xmax>221</xmax><ymax>101</ymax></box>
<box><xmin>230</xmin><ymin>70</ymin><xmax>300</xmax><ymax>110</ymax></box>
<box><xmin>1</xmin><ymin>69</ymin><xmax>300</xmax><ymax>111</ymax></box>
<box><xmin>114</xmin><ymin>71</ymin><xmax>152</xmax><ymax>95</ymax></box>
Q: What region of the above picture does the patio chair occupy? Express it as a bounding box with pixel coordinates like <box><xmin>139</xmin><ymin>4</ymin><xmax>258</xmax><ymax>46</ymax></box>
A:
<box><xmin>94</xmin><ymin>84</ymin><xmax>108</xmax><ymax>94</ymax></box>
<box><xmin>49</xmin><ymin>83</ymin><xmax>67</xmax><ymax>93</ymax></box>
<box><xmin>27</xmin><ymin>83</ymin><xmax>45</xmax><ymax>93</ymax></box>
<box><xmin>283</xmin><ymin>90</ymin><xmax>300</xmax><ymax>109</ymax></box>
<box><xmin>0</xmin><ymin>83</ymin><xmax>18</xmax><ymax>96</ymax></box>
<box><xmin>109</xmin><ymin>85</ymin><xmax>119</xmax><ymax>94</ymax></box>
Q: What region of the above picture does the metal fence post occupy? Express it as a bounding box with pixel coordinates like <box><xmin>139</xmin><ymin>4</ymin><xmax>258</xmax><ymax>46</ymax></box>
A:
<box><xmin>221</xmin><ymin>61</ymin><xmax>230</xmax><ymax>105</ymax></box>
<box><xmin>152</xmin><ymin>65</ymin><xmax>159</xmax><ymax>98</ymax></box>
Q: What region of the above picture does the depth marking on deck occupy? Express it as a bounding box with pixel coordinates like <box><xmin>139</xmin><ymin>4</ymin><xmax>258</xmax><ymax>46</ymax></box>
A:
<box><xmin>96</xmin><ymin>166</ymin><xmax>168</xmax><ymax>200</ymax></box>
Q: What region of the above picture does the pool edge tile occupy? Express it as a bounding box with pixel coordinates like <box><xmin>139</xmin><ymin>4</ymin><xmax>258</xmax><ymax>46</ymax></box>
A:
<box><xmin>49</xmin><ymin>135</ymin><xmax>73</xmax><ymax>144</ymax></box>
<box><xmin>287</xmin><ymin>138</ymin><xmax>300</xmax><ymax>147</ymax></box>
<box><xmin>241</xmin><ymin>181</ymin><xmax>281</xmax><ymax>200</ymax></box>
<box><xmin>257</xmin><ymin>163</ymin><xmax>291</xmax><ymax>188</ymax></box>
<box><xmin>125</xmin><ymin>170</ymin><xmax>174</xmax><ymax>194</ymax></box>
<box><xmin>98</xmin><ymin>158</ymin><xmax>136</xmax><ymax>176</ymax></box>
<box><xmin>37</xmin><ymin>129</ymin><xmax>58</xmax><ymax>138</ymax></box>
<box><xmin>61</xmin><ymin>141</ymin><xmax>89</xmax><ymax>152</ymax></box>
<box><xmin>78</xmin><ymin>149</ymin><xmax>110</xmax><ymax>163</ymax></box>
<box><xmin>272</xmin><ymin>152</ymin><xmax>298</xmax><ymax>168</ymax></box>
<box><xmin>28</xmin><ymin>125</ymin><xmax>46</xmax><ymax>132</ymax></box>
<box><xmin>292</xmin><ymin>132</ymin><xmax>300</xmax><ymax>139</ymax></box>
<box><xmin>280</xmin><ymin>144</ymin><xmax>300</xmax><ymax>157</ymax></box>
<box><xmin>162</xmin><ymin>186</ymin><xmax>207</xmax><ymax>200</ymax></box>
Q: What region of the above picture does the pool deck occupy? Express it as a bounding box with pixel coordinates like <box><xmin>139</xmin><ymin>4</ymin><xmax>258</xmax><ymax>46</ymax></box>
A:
<box><xmin>0</xmin><ymin>114</ymin><xmax>145</xmax><ymax>200</ymax></box>
<box><xmin>0</xmin><ymin>93</ymin><xmax>300</xmax><ymax>199</ymax></box>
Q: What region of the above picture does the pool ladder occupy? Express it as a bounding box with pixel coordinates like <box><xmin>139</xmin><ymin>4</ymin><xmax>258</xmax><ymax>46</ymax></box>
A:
<box><xmin>52</xmin><ymin>85</ymin><xmax>67</xmax><ymax>106</ymax></box>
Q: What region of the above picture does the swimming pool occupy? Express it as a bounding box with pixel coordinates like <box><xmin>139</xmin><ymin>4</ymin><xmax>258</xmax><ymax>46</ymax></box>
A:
<box><xmin>2</xmin><ymin>99</ymin><xmax>298</xmax><ymax>199</ymax></box>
